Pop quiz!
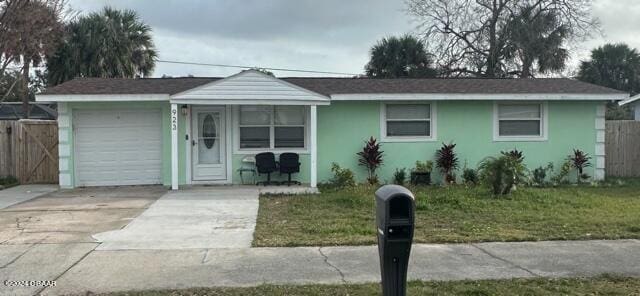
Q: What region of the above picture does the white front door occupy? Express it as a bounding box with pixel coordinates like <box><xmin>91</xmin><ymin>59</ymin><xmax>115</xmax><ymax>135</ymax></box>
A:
<box><xmin>191</xmin><ymin>107</ymin><xmax>227</xmax><ymax>181</ymax></box>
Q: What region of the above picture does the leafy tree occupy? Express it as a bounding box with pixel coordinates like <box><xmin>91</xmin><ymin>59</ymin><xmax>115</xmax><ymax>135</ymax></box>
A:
<box><xmin>365</xmin><ymin>35</ymin><xmax>437</xmax><ymax>78</ymax></box>
<box><xmin>0</xmin><ymin>70</ymin><xmax>45</xmax><ymax>102</ymax></box>
<box><xmin>406</xmin><ymin>0</ymin><xmax>598</xmax><ymax>78</ymax></box>
<box><xmin>0</xmin><ymin>0</ymin><xmax>66</xmax><ymax>117</ymax></box>
<box><xmin>577</xmin><ymin>43</ymin><xmax>640</xmax><ymax>119</ymax></box>
<box><xmin>47</xmin><ymin>7</ymin><xmax>157</xmax><ymax>86</ymax></box>
<box><xmin>503</xmin><ymin>6</ymin><xmax>569</xmax><ymax>78</ymax></box>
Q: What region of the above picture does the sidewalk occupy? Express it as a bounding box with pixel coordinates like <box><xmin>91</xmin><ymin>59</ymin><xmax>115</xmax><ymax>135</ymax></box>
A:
<box><xmin>8</xmin><ymin>239</ymin><xmax>632</xmax><ymax>295</ymax></box>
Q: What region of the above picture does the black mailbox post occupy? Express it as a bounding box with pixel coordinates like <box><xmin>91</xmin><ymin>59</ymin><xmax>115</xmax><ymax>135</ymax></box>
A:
<box><xmin>375</xmin><ymin>185</ymin><xmax>415</xmax><ymax>296</ymax></box>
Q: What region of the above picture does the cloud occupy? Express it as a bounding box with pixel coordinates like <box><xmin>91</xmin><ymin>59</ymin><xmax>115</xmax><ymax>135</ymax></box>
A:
<box><xmin>68</xmin><ymin>0</ymin><xmax>640</xmax><ymax>77</ymax></box>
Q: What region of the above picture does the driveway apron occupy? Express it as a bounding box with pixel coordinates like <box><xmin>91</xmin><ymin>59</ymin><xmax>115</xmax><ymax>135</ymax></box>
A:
<box><xmin>93</xmin><ymin>187</ymin><xmax>259</xmax><ymax>250</ymax></box>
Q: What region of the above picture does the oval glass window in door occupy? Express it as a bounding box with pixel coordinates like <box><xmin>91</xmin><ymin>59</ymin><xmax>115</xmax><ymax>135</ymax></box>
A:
<box><xmin>202</xmin><ymin>114</ymin><xmax>217</xmax><ymax>149</ymax></box>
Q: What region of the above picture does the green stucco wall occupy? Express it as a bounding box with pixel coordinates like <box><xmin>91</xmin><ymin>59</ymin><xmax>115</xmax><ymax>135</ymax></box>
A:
<box><xmin>317</xmin><ymin>101</ymin><xmax>599</xmax><ymax>184</ymax></box>
<box><xmin>59</xmin><ymin>100</ymin><xmax>599</xmax><ymax>188</ymax></box>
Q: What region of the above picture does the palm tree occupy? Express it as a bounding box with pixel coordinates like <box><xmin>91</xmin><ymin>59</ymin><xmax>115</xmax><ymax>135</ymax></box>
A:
<box><xmin>504</xmin><ymin>6</ymin><xmax>569</xmax><ymax>78</ymax></box>
<box><xmin>47</xmin><ymin>7</ymin><xmax>157</xmax><ymax>85</ymax></box>
<box><xmin>578</xmin><ymin>43</ymin><xmax>640</xmax><ymax>94</ymax></box>
<box><xmin>578</xmin><ymin>43</ymin><xmax>640</xmax><ymax>119</ymax></box>
<box><xmin>365</xmin><ymin>35</ymin><xmax>437</xmax><ymax>78</ymax></box>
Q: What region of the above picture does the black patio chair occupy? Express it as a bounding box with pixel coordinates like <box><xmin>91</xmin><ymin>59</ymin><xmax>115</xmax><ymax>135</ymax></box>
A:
<box><xmin>255</xmin><ymin>152</ymin><xmax>278</xmax><ymax>186</ymax></box>
<box><xmin>279</xmin><ymin>153</ymin><xmax>301</xmax><ymax>186</ymax></box>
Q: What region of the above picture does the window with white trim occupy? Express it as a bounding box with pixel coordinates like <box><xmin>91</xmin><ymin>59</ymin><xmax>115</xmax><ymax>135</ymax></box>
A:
<box><xmin>239</xmin><ymin>105</ymin><xmax>306</xmax><ymax>149</ymax></box>
<box><xmin>496</xmin><ymin>103</ymin><xmax>544</xmax><ymax>138</ymax></box>
<box><xmin>383</xmin><ymin>103</ymin><xmax>432</xmax><ymax>140</ymax></box>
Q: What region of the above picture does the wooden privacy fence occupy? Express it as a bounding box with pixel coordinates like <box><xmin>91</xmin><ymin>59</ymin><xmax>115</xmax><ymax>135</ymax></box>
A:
<box><xmin>606</xmin><ymin>120</ymin><xmax>640</xmax><ymax>177</ymax></box>
<box><xmin>0</xmin><ymin>120</ymin><xmax>58</xmax><ymax>184</ymax></box>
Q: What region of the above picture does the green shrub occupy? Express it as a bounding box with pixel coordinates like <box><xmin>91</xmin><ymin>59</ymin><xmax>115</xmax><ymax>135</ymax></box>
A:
<box><xmin>462</xmin><ymin>168</ymin><xmax>479</xmax><ymax>185</ymax></box>
<box><xmin>478</xmin><ymin>155</ymin><xmax>527</xmax><ymax>195</ymax></box>
<box><xmin>532</xmin><ymin>162</ymin><xmax>554</xmax><ymax>186</ymax></box>
<box><xmin>393</xmin><ymin>168</ymin><xmax>407</xmax><ymax>185</ymax></box>
<box><xmin>0</xmin><ymin>176</ymin><xmax>18</xmax><ymax>188</ymax></box>
<box><xmin>329</xmin><ymin>163</ymin><xmax>356</xmax><ymax>188</ymax></box>
<box><xmin>414</xmin><ymin>160</ymin><xmax>433</xmax><ymax>173</ymax></box>
<box><xmin>551</xmin><ymin>160</ymin><xmax>572</xmax><ymax>185</ymax></box>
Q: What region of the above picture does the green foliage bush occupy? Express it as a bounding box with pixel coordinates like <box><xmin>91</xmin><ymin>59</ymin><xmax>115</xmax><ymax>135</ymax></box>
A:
<box><xmin>478</xmin><ymin>154</ymin><xmax>527</xmax><ymax>195</ymax></box>
<box><xmin>414</xmin><ymin>160</ymin><xmax>433</xmax><ymax>173</ymax></box>
<box><xmin>0</xmin><ymin>175</ymin><xmax>18</xmax><ymax>188</ymax></box>
<box><xmin>551</xmin><ymin>160</ymin><xmax>572</xmax><ymax>185</ymax></box>
<box><xmin>393</xmin><ymin>168</ymin><xmax>407</xmax><ymax>185</ymax></box>
<box><xmin>462</xmin><ymin>168</ymin><xmax>479</xmax><ymax>185</ymax></box>
<box><xmin>328</xmin><ymin>163</ymin><xmax>356</xmax><ymax>189</ymax></box>
<box><xmin>532</xmin><ymin>163</ymin><xmax>554</xmax><ymax>186</ymax></box>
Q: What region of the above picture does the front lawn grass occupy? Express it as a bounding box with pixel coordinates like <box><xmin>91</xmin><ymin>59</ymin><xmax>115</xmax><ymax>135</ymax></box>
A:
<box><xmin>99</xmin><ymin>276</ymin><xmax>640</xmax><ymax>295</ymax></box>
<box><xmin>253</xmin><ymin>180</ymin><xmax>640</xmax><ymax>247</ymax></box>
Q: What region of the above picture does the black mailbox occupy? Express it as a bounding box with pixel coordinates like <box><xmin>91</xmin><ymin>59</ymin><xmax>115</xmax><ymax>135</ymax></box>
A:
<box><xmin>375</xmin><ymin>185</ymin><xmax>415</xmax><ymax>296</ymax></box>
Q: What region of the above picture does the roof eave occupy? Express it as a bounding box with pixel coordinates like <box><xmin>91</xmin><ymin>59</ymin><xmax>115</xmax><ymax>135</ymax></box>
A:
<box><xmin>619</xmin><ymin>94</ymin><xmax>640</xmax><ymax>106</ymax></box>
<box><xmin>35</xmin><ymin>93</ymin><xmax>171</xmax><ymax>102</ymax></box>
<box><xmin>330</xmin><ymin>93</ymin><xmax>629</xmax><ymax>101</ymax></box>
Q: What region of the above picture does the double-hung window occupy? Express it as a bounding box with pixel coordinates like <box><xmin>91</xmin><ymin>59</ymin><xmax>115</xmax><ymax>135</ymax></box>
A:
<box><xmin>238</xmin><ymin>105</ymin><xmax>306</xmax><ymax>150</ymax></box>
<box><xmin>495</xmin><ymin>102</ymin><xmax>547</xmax><ymax>140</ymax></box>
<box><xmin>382</xmin><ymin>103</ymin><xmax>434</xmax><ymax>141</ymax></box>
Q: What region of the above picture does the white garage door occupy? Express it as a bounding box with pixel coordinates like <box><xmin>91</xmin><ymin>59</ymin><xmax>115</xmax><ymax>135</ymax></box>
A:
<box><xmin>74</xmin><ymin>109</ymin><xmax>163</xmax><ymax>186</ymax></box>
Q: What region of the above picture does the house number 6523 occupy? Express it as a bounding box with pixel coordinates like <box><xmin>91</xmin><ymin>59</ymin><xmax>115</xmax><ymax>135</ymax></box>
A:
<box><xmin>171</xmin><ymin>109</ymin><xmax>178</xmax><ymax>131</ymax></box>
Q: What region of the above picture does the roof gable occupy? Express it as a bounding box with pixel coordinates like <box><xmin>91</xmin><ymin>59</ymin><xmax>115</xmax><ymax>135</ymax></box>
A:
<box><xmin>171</xmin><ymin>70</ymin><xmax>330</xmax><ymax>105</ymax></box>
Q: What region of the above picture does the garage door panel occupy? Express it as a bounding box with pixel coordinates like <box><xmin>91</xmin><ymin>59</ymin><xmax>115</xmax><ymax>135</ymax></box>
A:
<box><xmin>74</xmin><ymin>109</ymin><xmax>163</xmax><ymax>187</ymax></box>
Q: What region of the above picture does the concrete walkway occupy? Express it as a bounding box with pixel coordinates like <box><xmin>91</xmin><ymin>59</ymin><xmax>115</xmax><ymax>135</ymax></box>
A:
<box><xmin>93</xmin><ymin>187</ymin><xmax>259</xmax><ymax>250</ymax></box>
<box><xmin>0</xmin><ymin>185</ymin><xmax>58</xmax><ymax>209</ymax></box>
<box><xmin>1</xmin><ymin>239</ymin><xmax>625</xmax><ymax>295</ymax></box>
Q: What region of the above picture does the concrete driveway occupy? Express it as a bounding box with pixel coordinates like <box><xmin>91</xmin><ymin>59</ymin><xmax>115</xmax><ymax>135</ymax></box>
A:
<box><xmin>94</xmin><ymin>187</ymin><xmax>260</xmax><ymax>250</ymax></box>
<box><xmin>0</xmin><ymin>186</ymin><xmax>165</xmax><ymax>245</ymax></box>
<box><xmin>0</xmin><ymin>185</ymin><xmax>58</xmax><ymax>210</ymax></box>
<box><xmin>0</xmin><ymin>185</ymin><xmax>165</xmax><ymax>296</ymax></box>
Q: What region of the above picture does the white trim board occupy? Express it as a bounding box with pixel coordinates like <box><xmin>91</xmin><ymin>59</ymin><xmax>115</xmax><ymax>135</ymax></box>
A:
<box><xmin>331</xmin><ymin>93</ymin><xmax>628</xmax><ymax>101</ymax></box>
<box><xmin>232</xmin><ymin>105</ymin><xmax>311</xmax><ymax>155</ymax></box>
<box><xmin>171</xmin><ymin>99</ymin><xmax>329</xmax><ymax>106</ymax></box>
<box><xmin>492</xmin><ymin>101</ymin><xmax>549</xmax><ymax>142</ymax></box>
<box><xmin>380</xmin><ymin>101</ymin><xmax>438</xmax><ymax>143</ymax></box>
<box><xmin>36</xmin><ymin>94</ymin><xmax>170</xmax><ymax>102</ymax></box>
<box><xmin>594</xmin><ymin>103</ymin><xmax>606</xmax><ymax>180</ymax></box>
<box><xmin>619</xmin><ymin>94</ymin><xmax>639</xmax><ymax>106</ymax></box>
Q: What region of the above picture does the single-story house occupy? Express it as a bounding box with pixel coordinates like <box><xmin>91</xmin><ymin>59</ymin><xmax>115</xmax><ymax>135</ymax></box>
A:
<box><xmin>619</xmin><ymin>94</ymin><xmax>640</xmax><ymax>121</ymax></box>
<box><xmin>36</xmin><ymin>70</ymin><xmax>628</xmax><ymax>189</ymax></box>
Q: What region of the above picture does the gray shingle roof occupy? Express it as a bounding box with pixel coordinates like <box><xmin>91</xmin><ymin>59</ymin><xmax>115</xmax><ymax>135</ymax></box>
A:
<box><xmin>40</xmin><ymin>76</ymin><xmax>626</xmax><ymax>96</ymax></box>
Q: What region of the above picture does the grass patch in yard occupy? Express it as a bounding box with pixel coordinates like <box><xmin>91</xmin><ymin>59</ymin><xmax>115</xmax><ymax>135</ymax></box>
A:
<box><xmin>95</xmin><ymin>276</ymin><xmax>640</xmax><ymax>295</ymax></box>
<box><xmin>253</xmin><ymin>180</ymin><xmax>640</xmax><ymax>247</ymax></box>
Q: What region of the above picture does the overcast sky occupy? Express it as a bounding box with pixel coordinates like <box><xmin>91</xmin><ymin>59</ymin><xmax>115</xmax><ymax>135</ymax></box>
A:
<box><xmin>68</xmin><ymin>0</ymin><xmax>640</xmax><ymax>78</ymax></box>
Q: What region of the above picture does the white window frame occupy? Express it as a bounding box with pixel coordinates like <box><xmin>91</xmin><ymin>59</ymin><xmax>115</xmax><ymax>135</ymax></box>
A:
<box><xmin>233</xmin><ymin>105</ymin><xmax>310</xmax><ymax>154</ymax></box>
<box><xmin>380</xmin><ymin>102</ymin><xmax>437</xmax><ymax>142</ymax></box>
<box><xmin>493</xmin><ymin>101</ymin><xmax>548</xmax><ymax>142</ymax></box>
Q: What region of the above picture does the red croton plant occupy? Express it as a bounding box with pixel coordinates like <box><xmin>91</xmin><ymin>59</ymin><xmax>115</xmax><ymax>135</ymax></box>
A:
<box><xmin>569</xmin><ymin>149</ymin><xmax>592</xmax><ymax>182</ymax></box>
<box><xmin>357</xmin><ymin>137</ymin><xmax>384</xmax><ymax>184</ymax></box>
<box><xmin>436</xmin><ymin>142</ymin><xmax>459</xmax><ymax>184</ymax></box>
